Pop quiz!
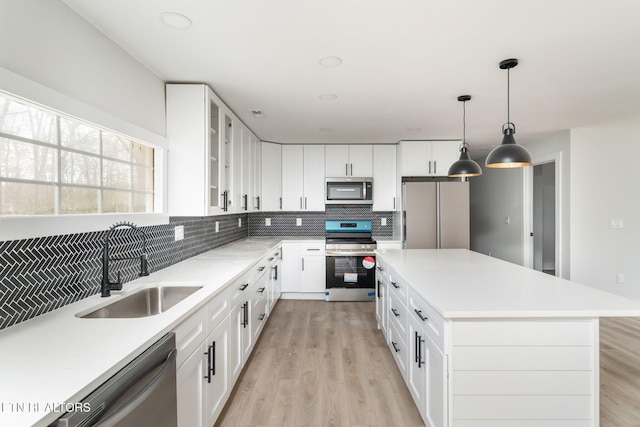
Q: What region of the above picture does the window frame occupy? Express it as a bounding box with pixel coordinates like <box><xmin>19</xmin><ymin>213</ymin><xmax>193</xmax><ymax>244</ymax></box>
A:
<box><xmin>0</xmin><ymin>68</ymin><xmax>169</xmax><ymax>241</ymax></box>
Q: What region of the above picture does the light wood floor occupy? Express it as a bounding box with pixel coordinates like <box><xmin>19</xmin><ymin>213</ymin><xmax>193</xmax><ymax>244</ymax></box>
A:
<box><xmin>216</xmin><ymin>301</ymin><xmax>640</xmax><ymax>427</ymax></box>
<box><xmin>215</xmin><ymin>299</ymin><xmax>424</xmax><ymax>427</ymax></box>
<box><xmin>600</xmin><ymin>316</ymin><xmax>640</xmax><ymax>426</ymax></box>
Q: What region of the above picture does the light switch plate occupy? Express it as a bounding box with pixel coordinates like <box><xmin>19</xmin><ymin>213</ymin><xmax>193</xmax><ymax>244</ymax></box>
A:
<box><xmin>174</xmin><ymin>225</ymin><xmax>184</xmax><ymax>241</ymax></box>
<box><xmin>215</xmin><ymin>221</ymin><xmax>219</xmax><ymax>233</ymax></box>
<box><xmin>296</xmin><ymin>218</ymin><xmax>302</xmax><ymax>226</ymax></box>
<box><xmin>381</xmin><ymin>218</ymin><xmax>387</xmax><ymax>226</ymax></box>
<box><xmin>265</xmin><ymin>218</ymin><xmax>271</xmax><ymax>226</ymax></box>
<box><xmin>238</xmin><ymin>218</ymin><xmax>242</xmax><ymax>227</ymax></box>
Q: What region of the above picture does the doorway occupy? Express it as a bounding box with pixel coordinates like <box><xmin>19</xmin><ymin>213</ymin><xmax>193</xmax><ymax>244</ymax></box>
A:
<box><xmin>532</xmin><ymin>162</ymin><xmax>556</xmax><ymax>275</ymax></box>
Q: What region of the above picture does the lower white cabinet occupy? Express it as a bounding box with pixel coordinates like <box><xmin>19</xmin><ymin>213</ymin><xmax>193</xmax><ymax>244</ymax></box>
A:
<box><xmin>281</xmin><ymin>241</ymin><xmax>326</xmax><ymax>297</ymax></box>
<box><xmin>176</xmin><ymin>291</ymin><xmax>230</xmax><ymax>427</ymax></box>
<box><xmin>175</xmin><ymin>247</ymin><xmax>281</xmax><ymax>427</ymax></box>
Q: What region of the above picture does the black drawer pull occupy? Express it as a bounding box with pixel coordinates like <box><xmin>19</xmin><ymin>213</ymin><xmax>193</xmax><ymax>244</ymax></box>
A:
<box><xmin>391</xmin><ymin>308</ymin><xmax>399</xmax><ymax>317</ymax></box>
<box><xmin>391</xmin><ymin>281</ymin><xmax>399</xmax><ymax>289</ymax></box>
<box><xmin>259</xmin><ymin>313</ymin><xmax>266</xmax><ymax>321</ymax></box>
<box><xmin>414</xmin><ymin>309</ymin><xmax>428</xmax><ymax>322</ymax></box>
<box><xmin>239</xmin><ymin>284</ymin><xmax>248</xmax><ymax>291</ymax></box>
<box><xmin>391</xmin><ymin>341</ymin><xmax>400</xmax><ymax>353</ymax></box>
<box><xmin>258</xmin><ymin>287</ymin><xmax>266</xmax><ymax>293</ymax></box>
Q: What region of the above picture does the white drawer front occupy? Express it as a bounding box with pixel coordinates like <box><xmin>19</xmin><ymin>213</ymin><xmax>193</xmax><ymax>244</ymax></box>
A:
<box><xmin>173</xmin><ymin>306</ymin><xmax>206</xmax><ymax>368</ymax></box>
<box><xmin>408</xmin><ymin>287</ymin><xmax>444</xmax><ymax>351</ymax></box>
<box><xmin>206</xmin><ymin>289</ymin><xmax>230</xmax><ymax>334</ymax></box>
<box><xmin>300</xmin><ymin>242</ymin><xmax>325</xmax><ymax>255</ymax></box>
<box><xmin>387</xmin><ymin>319</ymin><xmax>408</xmax><ymax>380</ymax></box>
<box><xmin>388</xmin><ymin>290</ymin><xmax>407</xmax><ymax>340</ymax></box>
<box><xmin>229</xmin><ymin>273</ymin><xmax>251</xmax><ymax>306</ymax></box>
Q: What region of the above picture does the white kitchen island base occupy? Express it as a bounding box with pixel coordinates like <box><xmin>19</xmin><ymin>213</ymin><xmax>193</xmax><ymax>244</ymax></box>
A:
<box><xmin>375</xmin><ymin>249</ymin><xmax>640</xmax><ymax>427</ymax></box>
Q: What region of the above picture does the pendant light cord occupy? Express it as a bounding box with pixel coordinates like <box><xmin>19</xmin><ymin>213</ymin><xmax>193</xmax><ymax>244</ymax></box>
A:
<box><xmin>507</xmin><ymin>67</ymin><xmax>510</xmax><ymax>125</ymax></box>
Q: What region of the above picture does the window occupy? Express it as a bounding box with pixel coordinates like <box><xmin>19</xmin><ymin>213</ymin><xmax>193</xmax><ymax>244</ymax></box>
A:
<box><xmin>0</xmin><ymin>94</ymin><xmax>155</xmax><ymax>216</ymax></box>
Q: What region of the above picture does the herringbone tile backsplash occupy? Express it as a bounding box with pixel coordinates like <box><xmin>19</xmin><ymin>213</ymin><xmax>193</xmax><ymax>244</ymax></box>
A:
<box><xmin>0</xmin><ymin>206</ymin><xmax>394</xmax><ymax>330</ymax></box>
<box><xmin>0</xmin><ymin>214</ymin><xmax>247</xmax><ymax>330</ymax></box>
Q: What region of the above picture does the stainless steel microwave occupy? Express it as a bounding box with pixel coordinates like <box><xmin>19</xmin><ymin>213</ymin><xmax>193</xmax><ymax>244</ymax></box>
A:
<box><xmin>325</xmin><ymin>178</ymin><xmax>373</xmax><ymax>205</ymax></box>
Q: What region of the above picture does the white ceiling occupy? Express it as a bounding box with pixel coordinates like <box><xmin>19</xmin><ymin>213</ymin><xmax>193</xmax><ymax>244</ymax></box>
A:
<box><xmin>61</xmin><ymin>0</ymin><xmax>640</xmax><ymax>156</ymax></box>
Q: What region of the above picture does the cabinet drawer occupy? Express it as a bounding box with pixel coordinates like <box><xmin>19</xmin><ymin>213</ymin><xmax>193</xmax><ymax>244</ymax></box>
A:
<box><xmin>388</xmin><ymin>319</ymin><xmax>408</xmax><ymax>381</ymax></box>
<box><xmin>300</xmin><ymin>242</ymin><xmax>325</xmax><ymax>255</ymax></box>
<box><xmin>229</xmin><ymin>273</ymin><xmax>251</xmax><ymax>306</ymax></box>
<box><xmin>206</xmin><ymin>289</ymin><xmax>230</xmax><ymax>335</ymax></box>
<box><xmin>408</xmin><ymin>287</ymin><xmax>444</xmax><ymax>351</ymax></box>
<box><xmin>388</xmin><ymin>290</ymin><xmax>408</xmax><ymax>340</ymax></box>
<box><xmin>251</xmin><ymin>257</ymin><xmax>270</xmax><ymax>283</ymax></box>
<box><xmin>387</xmin><ymin>270</ymin><xmax>407</xmax><ymax>301</ymax></box>
<box><xmin>173</xmin><ymin>306</ymin><xmax>206</xmax><ymax>368</ymax></box>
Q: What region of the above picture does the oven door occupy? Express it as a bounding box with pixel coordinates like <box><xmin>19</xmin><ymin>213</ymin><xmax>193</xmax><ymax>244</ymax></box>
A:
<box><xmin>326</xmin><ymin>253</ymin><xmax>376</xmax><ymax>289</ymax></box>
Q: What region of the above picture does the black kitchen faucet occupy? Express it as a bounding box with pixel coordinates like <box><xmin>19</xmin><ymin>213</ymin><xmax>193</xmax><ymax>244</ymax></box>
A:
<box><xmin>101</xmin><ymin>221</ymin><xmax>149</xmax><ymax>297</ymax></box>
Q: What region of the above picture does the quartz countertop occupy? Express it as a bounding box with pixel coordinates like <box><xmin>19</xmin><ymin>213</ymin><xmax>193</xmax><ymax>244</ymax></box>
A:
<box><xmin>0</xmin><ymin>236</ymin><xmax>303</xmax><ymax>427</ymax></box>
<box><xmin>376</xmin><ymin>248</ymin><xmax>640</xmax><ymax>318</ymax></box>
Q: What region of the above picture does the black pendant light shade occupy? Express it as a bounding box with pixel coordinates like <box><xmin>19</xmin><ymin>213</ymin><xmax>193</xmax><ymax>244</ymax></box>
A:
<box><xmin>485</xmin><ymin>58</ymin><xmax>532</xmax><ymax>168</ymax></box>
<box><xmin>448</xmin><ymin>95</ymin><xmax>482</xmax><ymax>178</ymax></box>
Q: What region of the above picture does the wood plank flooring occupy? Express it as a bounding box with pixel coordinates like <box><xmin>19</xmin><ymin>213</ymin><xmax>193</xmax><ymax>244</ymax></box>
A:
<box><xmin>600</xmin><ymin>317</ymin><xmax>640</xmax><ymax>426</ymax></box>
<box><xmin>215</xmin><ymin>300</ymin><xmax>424</xmax><ymax>427</ymax></box>
<box><xmin>216</xmin><ymin>301</ymin><xmax>640</xmax><ymax>427</ymax></box>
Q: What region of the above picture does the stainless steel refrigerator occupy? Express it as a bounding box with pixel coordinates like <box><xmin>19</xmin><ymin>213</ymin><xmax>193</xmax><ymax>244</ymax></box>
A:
<box><xmin>402</xmin><ymin>180</ymin><xmax>470</xmax><ymax>249</ymax></box>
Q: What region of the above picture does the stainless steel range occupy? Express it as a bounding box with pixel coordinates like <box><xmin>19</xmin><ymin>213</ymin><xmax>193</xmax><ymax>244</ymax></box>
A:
<box><xmin>325</xmin><ymin>220</ymin><xmax>377</xmax><ymax>302</ymax></box>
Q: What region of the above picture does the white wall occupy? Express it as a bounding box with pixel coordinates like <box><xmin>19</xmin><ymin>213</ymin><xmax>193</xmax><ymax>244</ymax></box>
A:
<box><xmin>0</xmin><ymin>0</ymin><xmax>166</xmax><ymax>138</ymax></box>
<box><xmin>570</xmin><ymin>115</ymin><xmax>640</xmax><ymax>299</ymax></box>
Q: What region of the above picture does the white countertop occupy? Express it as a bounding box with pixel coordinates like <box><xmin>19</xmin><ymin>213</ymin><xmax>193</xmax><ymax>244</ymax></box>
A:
<box><xmin>0</xmin><ymin>236</ymin><xmax>306</xmax><ymax>427</ymax></box>
<box><xmin>5</xmin><ymin>243</ymin><xmax>640</xmax><ymax>426</ymax></box>
<box><xmin>376</xmin><ymin>248</ymin><xmax>640</xmax><ymax>318</ymax></box>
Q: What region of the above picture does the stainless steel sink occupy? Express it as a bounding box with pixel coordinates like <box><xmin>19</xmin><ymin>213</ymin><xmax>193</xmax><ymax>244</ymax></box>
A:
<box><xmin>78</xmin><ymin>286</ymin><xmax>203</xmax><ymax>318</ymax></box>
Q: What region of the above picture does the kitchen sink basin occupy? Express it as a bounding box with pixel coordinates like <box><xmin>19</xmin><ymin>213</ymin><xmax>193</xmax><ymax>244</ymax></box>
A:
<box><xmin>78</xmin><ymin>286</ymin><xmax>203</xmax><ymax>318</ymax></box>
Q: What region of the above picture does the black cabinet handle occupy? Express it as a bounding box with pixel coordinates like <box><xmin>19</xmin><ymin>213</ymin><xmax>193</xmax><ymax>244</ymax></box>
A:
<box><xmin>376</xmin><ymin>266</ymin><xmax>384</xmax><ymax>272</ymax></box>
<box><xmin>239</xmin><ymin>284</ymin><xmax>248</xmax><ymax>291</ymax></box>
<box><xmin>258</xmin><ymin>266</ymin><xmax>266</xmax><ymax>272</ymax></box>
<box><xmin>268</xmin><ymin>257</ymin><xmax>274</xmax><ymax>261</ymax></box>
<box><xmin>391</xmin><ymin>281</ymin><xmax>399</xmax><ymax>289</ymax></box>
<box><xmin>391</xmin><ymin>308</ymin><xmax>399</xmax><ymax>317</ymax></box>
<box><xmin>377</xmin><ymin>280</ymin><xmax>381</xmax><ymax>299</ymax></box>
<box><xmin>258</xmin><ymin>287</ymin><xmax>265</xmax><ymax>293</ymax></box>
<box><xmin>256</xmin><ymin>196</ymin><xmax>260</xmax><ymax>210</ymax></box>
<box><xmin>415</xmin><ymin>331</ymin><xmax>425</xmax><ymax>368</ymax></box>
<box><xmin>414</xmin><ymin>309</ymin><xmax>428</xmax><ymax>322</ymax></box>
<box><xmin>272</xmin><ymin>265</ymin><xmax>278</xmax><ymax>280</ymax></box>
<box><xmin>259</xmin><ymin>313</ymin><xmax>266</xmax><ymax>321</ymax></box>
<box><xmin>204</xmin><ymin>344</ymin><xmax>213</xmax><ymax>383</ymax></box>
<box><xmin>241</xmin><ymin>302</ymin><xmax>248</xmax><ymax>328</ymax></box>
<box><xmin>243</xmin><ymin>194</ymin><xmax>248</xmax><ymax>211</ymax></box>
<box><xmin>391</xmin><ymin>341</ymin><xmax>400</xmax><ymax>353</ymax></box>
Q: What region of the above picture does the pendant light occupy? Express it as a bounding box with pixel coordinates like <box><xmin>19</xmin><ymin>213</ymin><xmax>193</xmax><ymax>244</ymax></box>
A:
<box><xmin>485</xmin><ymin>58</ymin><xmax>532</xmax><ymax>168</ymax></box>
<box><xmin>448</xmin><ymin>95</ymin><xmax>482</xmax><ymax>178</ymax></box>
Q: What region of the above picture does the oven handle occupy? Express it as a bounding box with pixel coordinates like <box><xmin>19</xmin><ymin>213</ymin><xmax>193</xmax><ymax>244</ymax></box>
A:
<box><xmin>326</xmin><ymin>252</ymin><xmax>377</xmax><ymax>257</ymax></box>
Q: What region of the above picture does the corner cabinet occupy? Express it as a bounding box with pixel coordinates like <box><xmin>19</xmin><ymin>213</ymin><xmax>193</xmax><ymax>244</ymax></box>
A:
<box><xmin>400</xmin><ymin>140</ymin><xmax>460</xmax><ymax>177</ymax></box>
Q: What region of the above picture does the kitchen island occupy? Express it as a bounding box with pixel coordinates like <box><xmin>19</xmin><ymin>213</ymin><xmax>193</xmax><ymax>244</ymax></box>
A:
<box><xmin>375</xmin><ymin>249</ymin><xmax>640</xmax><ymax>427</ymax></box>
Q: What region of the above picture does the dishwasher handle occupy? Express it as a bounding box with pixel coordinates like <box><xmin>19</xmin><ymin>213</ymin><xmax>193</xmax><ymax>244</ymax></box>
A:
<box><xmin>96</xmin><ymin>348</ymin><xmax>177</xmax><ymax>426</ymax></box>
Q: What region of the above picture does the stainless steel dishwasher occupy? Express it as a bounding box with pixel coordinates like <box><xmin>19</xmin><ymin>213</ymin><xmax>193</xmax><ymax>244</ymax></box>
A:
<box><xmin>50</xmin><ymin>332</ymin><xmax>177</xmax><ymax>427</ymax></box>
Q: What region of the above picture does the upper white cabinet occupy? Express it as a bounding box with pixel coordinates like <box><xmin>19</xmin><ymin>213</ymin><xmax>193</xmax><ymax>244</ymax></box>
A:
<box><xmin>400</xmin><ymin>140</ymin><xmax>460</xmax><ymax>177</ymax></box>
<box><xmin>325</xmin><ymin>144</ymin><xmax>373</xmax><ymax>177</ymax></box>
<box><xmin>236</xmin><ymin>125</ymin><xmax>259</xmax><ymax>212</ymax></box>
<box><xmin>260</xmin><ymin>142</ymin><xmax>282</xmax><ymax>211</ymax></box>
<box><xmin>167</xmin><ymin>84</ymin><xmax>230</xmax><ymax>215</ymax></box>
<box><xmin>372</xmin><ymin>144</ymin><xmax>397</xmax><ymax>211</ymax></box>
<box><xmin>281</xmin><ymin>145</ymin><xmax>325</xmax><ymax>211</ymax></box>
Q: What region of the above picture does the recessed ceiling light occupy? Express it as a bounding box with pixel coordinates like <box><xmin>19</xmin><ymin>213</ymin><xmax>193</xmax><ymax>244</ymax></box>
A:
<box><xmin>251</xmin><ymin>110</ymin><xmax>265</xmax><ymax>118</ymax></box>
<box><xmin>319</xmin><ymin>128</ymin><xmax>333</xmax><ymax>133</ymax></box>
<box><xmin>318</xmin><ymin>94</ymin><xmax>338</xmax><ymax>101</ymax></box>
<box><xmin>159</xmin><ymin>12</ymin><xmax>193</xmax><ymax>29</ymax></box>
<box><xmin>318</xmin><ymin>56</ymin><xmax>343</xmax><ymax>67</ymax></box>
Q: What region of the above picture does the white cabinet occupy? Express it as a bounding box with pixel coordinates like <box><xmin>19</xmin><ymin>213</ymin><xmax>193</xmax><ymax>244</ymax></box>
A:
<box><xmin>260</xmin><ymin>142</ymin><xmax>282</xmax><ymax>211</ymax></box>
<box><xmin>251</xmin><ymin>136</ymin><xmax>261</xmax><ymax>210</ymax></box>
<box><xmin>400</xmin><ymin>140</ymin><xmax>460</xmax><ymax>177</ymax></box>
<box><xmin>228</xmin><ymin>274</ymin><xmax>251</xmax><ymax>383</ymax></box>
<box><xmin>281</xmin><ymin>145</ymin><xmax>325</xmax><ymax>211</ymax></box>
<box><xmin>167</xmin><ymin>84</ymin><xmax>232</xmax><ymax>215</ymax></box>
<box><xmin>281</xmin><ymin>241</ymin><xmax>326</xmax><ymax>297</ymax></box>
<box><xmin>325</xmin><ymin>144</ymin><xmax>373</xmax><ymax>177</ymax></box>
<box><xmin>203</xmin><ymin>318</ymin><xmax>229</xmax><ymax>427</ymax></box>
<box><xmin>372</xmin><ymin>144</ymin><xmax>397</xmax><ymax>211</ymax></box>
<box><xmin>236</xmin><ymin>125</ymin><xmax>257</xmax><ymax>212</ymax></box>
<box><xmin>175</xmin><ymin>290</ymin><xmax>230</xmax><ymax>427</ymax></box>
